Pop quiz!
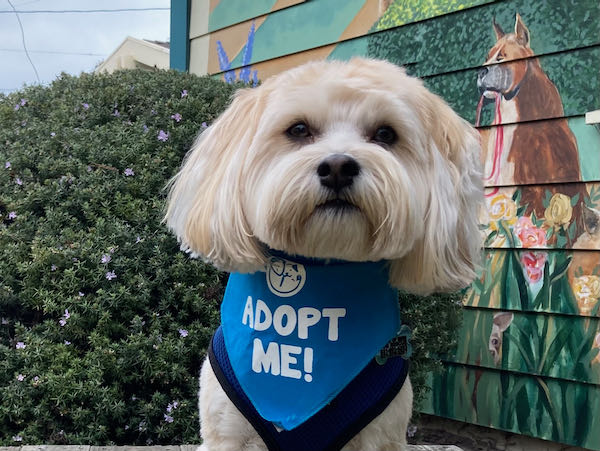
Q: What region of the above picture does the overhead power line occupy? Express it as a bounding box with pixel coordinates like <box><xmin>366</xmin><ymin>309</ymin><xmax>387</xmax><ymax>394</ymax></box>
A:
<box><xmin>0</xmin><ymin>7</ymin><xmax>170</xmax><ymax>13</ymax></box>
<box><xmin>6</xmin><ymin>0</ymin><xmax>40</xmax><ymax>83</ymax></box>
<box><xmin>0</xmin><ymin>48</ymin><xmax>106</xmax><ymax>56</ymax></box>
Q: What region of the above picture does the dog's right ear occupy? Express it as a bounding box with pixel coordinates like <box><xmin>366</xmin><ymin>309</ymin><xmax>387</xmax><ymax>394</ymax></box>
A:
<box><xmin>164</xmin><ymin>87</ymin><xmax>267</xmax><ymax>272</ymax></box>
<box><xmin>492</xmin><ymin>17</ymin><xmax>505</xmax><ymax>41</ymax></box>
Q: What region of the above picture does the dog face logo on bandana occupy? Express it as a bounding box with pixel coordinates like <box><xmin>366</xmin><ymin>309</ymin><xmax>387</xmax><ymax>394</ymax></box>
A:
<box><xmin>266</xmin><ymin>257</ymin><xmax>306</xmax><ymax>297</ymax></box>
<box><xmin>221</xmin><ymin>253</ymin><xmax>401</xmax><ymax>431</ymax></box>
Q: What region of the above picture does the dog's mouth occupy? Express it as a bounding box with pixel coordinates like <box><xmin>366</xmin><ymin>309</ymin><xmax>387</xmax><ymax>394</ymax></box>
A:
<box><xmin>315</xmin><ymin>198</ymin><xmax>359</xmax><ymax>212</ymax></box>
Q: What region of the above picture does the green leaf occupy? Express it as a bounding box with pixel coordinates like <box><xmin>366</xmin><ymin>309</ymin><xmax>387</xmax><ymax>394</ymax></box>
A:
<box><xmin>512</xmin><ymin>189</ymin><xmax>523</xmax><ymax>206</ymax></box>
<box><xmin>570</xmin><ymin>193</ymin><xmax>580</xmax><ymax>207</ymax></box>
<box><xmin>549</xmin><ymin>255</ymin><xmax>572</xmax><ymax>284</ymax></box>
<box><xmin>542</xmin><ymin>190</ymin><xmax>553</xmax><ymax>208</ymax></box>
<box><xmin>567</xmin><ymin>220</ymin><xmax>577</xmax><ymax>241</ymax></box>
<box><xmin>484</xmin><ymin>230</ymin><xmax>499</xmax><ymax>247</ymax></box>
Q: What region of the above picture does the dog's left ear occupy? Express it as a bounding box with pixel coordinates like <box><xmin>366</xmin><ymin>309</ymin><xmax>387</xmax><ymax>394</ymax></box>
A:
<box><xmin>389</xmin><ymin>87</ymin><xmax>483</xmax><ymax>295</ymax></box>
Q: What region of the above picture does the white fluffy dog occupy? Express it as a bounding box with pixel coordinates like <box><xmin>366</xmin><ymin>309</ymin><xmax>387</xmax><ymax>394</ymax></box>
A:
<box><xmin>165</xmin><ymin>58</ymin><xmax>482</xmax><ymax>451</ymax></box>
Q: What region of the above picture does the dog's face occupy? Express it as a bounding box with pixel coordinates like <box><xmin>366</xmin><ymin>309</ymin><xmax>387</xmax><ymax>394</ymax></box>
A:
<box><xmin>166</xmin><ymin>58</ymin><xmax>482</xmax><ymax>294</ymax></box>
<box><xmin>477</xmin><ymin>14</ymin><xmax>533</xmax><ymax>99</ymax></box>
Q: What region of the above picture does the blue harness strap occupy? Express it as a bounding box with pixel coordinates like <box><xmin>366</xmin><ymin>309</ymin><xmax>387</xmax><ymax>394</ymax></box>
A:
<box><xmin>208</xmin><ymin>326</ymin><xmax>409</xmax><ymax>451</ymax></box>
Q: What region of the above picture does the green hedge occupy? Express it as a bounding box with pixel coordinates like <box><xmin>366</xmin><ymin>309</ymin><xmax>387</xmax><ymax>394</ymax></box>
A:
<box><xmin>0</xmin><ymin>69</ymin><xmax>461</xmax><ymax>445</ymax></box>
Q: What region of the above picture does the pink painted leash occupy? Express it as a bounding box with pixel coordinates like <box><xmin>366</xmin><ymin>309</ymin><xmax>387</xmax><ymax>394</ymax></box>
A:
<box><xmin>476</xmin><ymin>93</ymin><xmax>503</xmax><ymax>197</ymax></box>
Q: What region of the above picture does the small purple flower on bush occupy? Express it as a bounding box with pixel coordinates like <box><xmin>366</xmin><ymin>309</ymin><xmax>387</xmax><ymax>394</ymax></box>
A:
<box><xmin>135</xmin><ymin>236</ymin><xmax>142</xmax><ymax>243</ymax></box>
<box><xmin>201</xmin><ymin>122</ymin><xmax>208</xmax><ymax>129</ymax></box>
<box><xmin>14</xmin><ymin>99</ymin><xmax>27</xmax><ymax>110</ymax></box>
<box><xmin>17</xmin><ymin>374</ymin><xmax>25</xmax><ymax>381</ymax></box>
<box><xmin>181</xmin><ymin>89</ymin><xmax>188</xmax><ymax>98</ymax></box>
<box><xmin>78</xmin><ymin>291</ymin><xmax>84</xmax><ymax>297</ymax></box>
<box><xmin>101</xmin><ymin>254</ymin><xmax>111</xmax><ymax>264</ymax></box>
<box><xmin>124</xmin><ymin>168</ymin><xmax>134</xmax><ymax>176</ymax></box>
<box><xmin>105</xmin><ymin>270</ymin><xmax>117</xmax><ymax>281</ymax></box>
<box><xmin>16</xmin><ymin>178</ymin><xmax>22</xmax><ymax>185</ymax></box>
<box><xmin>8</xmin><ymin>211</ymin><xmax>17</xmax><ymax>219</ymax></box>
<box><xmin>112</xmin><ymin>109</ymin><xmax>120</xmax><ymax>117</ymax></box>
<box><xmin>12</xmin><ymin>435</ymin><xmax>22</xmax><ymax>442</ymax></box>
<box><xmin>164</xmin><ymin>414</ymin><xmax>174</xmax><ymax>423</ymax></box>
<box><xmin>82</xmin><ymin>103</ymin><xmax>89</xmax><ymax>110</ymax></box>
<box><xmin>5</xmin><ymin>161</ymin><xmax>11</xmax><ymax>169</ymax></box>
<box><xmin>16</xmin><ymin>341</ymin><xmax>26</xmax><ymax>349</ymax></box>
<box><xmin>157</xmin><ymin>130</ymin><xmax>169</xmax><ymax>142</ymax></box>
<box><xmin>64</xmin><ymin>340</ymin><xmax>71</xmax><ymax>345</ymax></box>
<box><xmin>59</xmin><ymin>309</ymin><xmax>70</xmax><ymax>326</ymax></box>
<box><xmin>50</xmin><ymin>132</ymin><xmax>56</xmax><ymax>137</ymax></box>
<box><xmin>167</xmin><ymin>401</ymin><xmax>179</xmax><ymax>413</ymax></box>
<box><xmin>143</xmin><ymin>124</ymin><xmax>149</xmax><ymax>133</ymax></box>
<box><xmin>51</xmin><ymin>264</ymin><xmax>57</xmax><ymax>271</ymax></box>
<box><xmin>179</xmin><ymin>329</ymin><xmax>189</xmax><ymax>338</ymax></box>
<box><xmin>171</xmin><ymin>113</ymin><xmax>182</xmax><ymax>122</ymax></box>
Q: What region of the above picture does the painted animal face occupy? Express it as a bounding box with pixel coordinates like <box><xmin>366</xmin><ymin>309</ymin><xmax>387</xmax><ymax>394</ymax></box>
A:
<box><xmin>477</xmin><ymin>14</ymin><xmax>534</xmax><ymax>100</ymax></box>
<box><xmin>489</xmin><ymin>311</ymin><xmax>514</xmax><ymax>365</ymax></box>
<box><xmin>165</xmin><ymin>58</ymin><xmax>483</xmax><ymax>294</ymax></box>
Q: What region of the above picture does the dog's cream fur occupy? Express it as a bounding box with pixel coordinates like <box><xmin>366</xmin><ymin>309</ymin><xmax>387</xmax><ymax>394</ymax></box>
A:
<box><xmin>165</xmin><ymin>58</ymin><xmax>482</xmax><ymax>451</ymax></box>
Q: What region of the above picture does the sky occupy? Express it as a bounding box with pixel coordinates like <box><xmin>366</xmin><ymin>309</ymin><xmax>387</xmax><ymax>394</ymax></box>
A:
<box><xmin>0</xmin><ymin>0</ymin><xmax>170</xmax><ymax>93</ymax></box>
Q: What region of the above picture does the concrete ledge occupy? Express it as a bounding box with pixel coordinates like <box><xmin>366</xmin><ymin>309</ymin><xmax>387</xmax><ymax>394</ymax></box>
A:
<box><xmin>3</xmin><ymin>446</ymin><xmax>461</xmax><ymax>451</ymax></box>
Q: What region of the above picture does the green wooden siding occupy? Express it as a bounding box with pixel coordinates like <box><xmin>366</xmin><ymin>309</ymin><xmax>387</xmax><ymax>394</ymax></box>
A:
<box><xmin>208</xmin><ymin>0</ymin><xmax>280</xmax><ymax>33</ymax></box>
<box><xmin>422</xmin><ymin>364</ymin><xmax>600</xmax><ymax>450</ymax></box>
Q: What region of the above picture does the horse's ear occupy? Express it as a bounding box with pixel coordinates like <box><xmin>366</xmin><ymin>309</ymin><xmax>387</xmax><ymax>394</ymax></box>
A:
<box><xmin>514</xmin><ymin>13</ymin><xmax>530</xmax><ymax>47</ymax></box>
<box><xmin>492</xmin><ymin>17</ymin><xmax>505</xmax><ymax>41</ymax></box>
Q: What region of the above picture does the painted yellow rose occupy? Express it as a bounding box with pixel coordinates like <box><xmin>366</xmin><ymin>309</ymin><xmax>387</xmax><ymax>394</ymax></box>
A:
<box><xmin>544</xmin><ymin>193</ymin><xmax>573</xmax><ymax>228</ymax></box>
<box><xmin>488</xmin><ymin>194</ymin><xmax>517</xmax><ymax>231</ymax></box>
<box><xmin>573</xmin><ymin>275</ymin><xmax>600</xmax><ymax>315</ymax></box>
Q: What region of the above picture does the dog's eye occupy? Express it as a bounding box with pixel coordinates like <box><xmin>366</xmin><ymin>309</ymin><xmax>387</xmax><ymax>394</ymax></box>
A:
<box><xmin>286</xmin><ymin>122</ymin><xmax>311</xmax><ymax>139</ymax></box>
<box><xmin>371</xmin><ymin>126</ymin><xmax>397</xmax><ymax>146</ymax></box>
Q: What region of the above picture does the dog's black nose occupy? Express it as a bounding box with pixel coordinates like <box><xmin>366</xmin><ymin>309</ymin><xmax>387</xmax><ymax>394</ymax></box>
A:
<box><xmin>317</xmin><ymin>154</ymin><xmax>360</xmax><ymax>192</ymax></box>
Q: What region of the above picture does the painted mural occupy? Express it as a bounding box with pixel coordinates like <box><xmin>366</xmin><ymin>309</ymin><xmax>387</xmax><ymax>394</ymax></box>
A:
<box><xmin>193</xmin><ymin>0</ymin><xmax>600</xmax><ymax>448</ymax></box>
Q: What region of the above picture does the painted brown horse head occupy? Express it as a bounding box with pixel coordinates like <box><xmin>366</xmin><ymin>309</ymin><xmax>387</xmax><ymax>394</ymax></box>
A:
<box><xmin>477</xmin><ymin>14</ymin><xmax>534</xmax><ymax>101</ymax></box>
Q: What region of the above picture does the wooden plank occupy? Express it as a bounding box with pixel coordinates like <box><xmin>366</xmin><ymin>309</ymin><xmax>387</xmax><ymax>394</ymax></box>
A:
<box><xmin>445</xmin><ymin>308</ymin><xmax>600</xmax><ymax>383</ymax></box>
<box><xmin>204</xmin><ymin>0</ymin><xmax>600</xmax><ymax>81</ymax></box>
<box><xmin>423</xmin><ymin>46</ymin><xmax>600</xmax><ymax>126</ymax></box>
<box><xmin>370</xmin><ymin>0</ymin><xmax>600</xmax><ymax>78</ymax></box>
<box><xmin>478</xmin><ymin>117</ymin><xmax>600</xmax><ymax>187</ymax></box>
<box><xmin>481</xmin><ymin>183</ymin><xmax>600</xmax><ymax>250</ymax></box>
<box><xmin>468</xmin><ymin>249</ymin><xmax>600</xmax><ymax>317</ymax></box>
<box><xmin>420</xmin><ymin>364</ymin><xmax>600</xmax><ymax>450</ymax></box>
<box><xmin>206</xmin><ymin>0</ymin><xmax>305</xmax><ymax>34</ymax></box>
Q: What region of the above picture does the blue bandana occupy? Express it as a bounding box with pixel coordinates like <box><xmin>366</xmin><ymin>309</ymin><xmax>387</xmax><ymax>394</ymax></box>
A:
<box><xmin>220</xmin><ymin>252</ymin><xmax>401</xmax><ymax>431</ymax></box>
